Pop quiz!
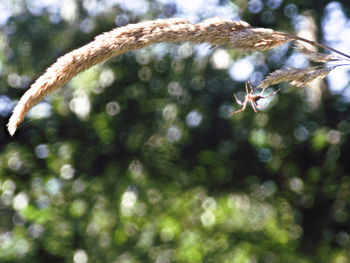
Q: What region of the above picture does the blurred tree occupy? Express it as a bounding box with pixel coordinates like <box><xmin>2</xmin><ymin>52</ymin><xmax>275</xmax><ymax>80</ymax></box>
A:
<box><xmin>0</xmin><ymin>0</ymin><xmax>350</xmax><ymax>262</ymax></box>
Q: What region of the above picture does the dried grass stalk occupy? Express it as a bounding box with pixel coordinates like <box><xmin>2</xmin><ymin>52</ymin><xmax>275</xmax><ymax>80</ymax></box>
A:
<box><xmin>257</xmin><ymin>66</ymin><xmax>335</xmax><ymax>91</ymax></box>
<box><xmin>295</xmin><ymin>43</ymin><xmax>342</xmax><ymax>62</ymax></box>
<box><xmin>8</xmin><ymin>17</ymin><xmax>293</xmax><ymax>136</ymax></box>
<box><xmin>7</xmin><ymin>17</ymin><xmax>350</xmax><ymax>135</ymax></box>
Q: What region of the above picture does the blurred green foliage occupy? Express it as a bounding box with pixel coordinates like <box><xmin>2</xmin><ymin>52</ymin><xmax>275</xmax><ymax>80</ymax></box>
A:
<box><xmin>1</xmin><ymin>0</ymin><xmax>350</xmax><ymax>262</ymax></box>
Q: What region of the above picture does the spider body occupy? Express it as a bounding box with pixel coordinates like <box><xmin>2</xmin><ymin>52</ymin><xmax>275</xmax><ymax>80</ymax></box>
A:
<box><xmin>232</xmin><ymin>81</ymin><xmax>280</xmax><ymax>114</ymax></box>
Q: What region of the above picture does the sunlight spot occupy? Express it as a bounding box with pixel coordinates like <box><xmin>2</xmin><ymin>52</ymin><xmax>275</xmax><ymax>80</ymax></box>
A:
<box><xmin>8</xmin><ymin>155</ymin><xmax>22</xmax><ymax>171</ymax></box>
<box><xmin>106</xmin><ymin>101</ymin><xmax>121</xmax><ymax>116</ymax></box>
<box><xmin>178</xmin><ymin>43</ymin><xmax>194</xmax><ymax>59</ymax></box>
<box><xmin>60</xmin><ymin>0</ymin><xmax>77</xmax><ymax>22</ymax></box>
<box><xmin>35</xmin><ymin>144</ymin><xmax>49</xmax><ymax>159</ymax></box>
<box><xmin>163</xmin><ymin>104</ymin><xmax>177</xmax><ymax>121</ymax></box>
<box><xmin>201</xmin><ymin>210</ymin><xmax>216</xmax><ymax>227</ymax></box>
<box><xmin>202</xmin><ymin>197</ymin><xmax>217</xmax><ymax>210</ymax></box>
<box><xmin>2</xmin><ymin>179</ymin><xmax>16</xmax><ymax>195</ymax></box>
<box><xmin>70</xmin><ymin>91</ymin><xmax>90</xmax><ymax>119</ymax></box>
<box><xmin>120</xmin><ymin>0</ymin><xmax>149</xmax><ymax>15</ymax></box>
<box><xmin>322</xmin><ymin>2</ymin><xmax>350</xmax><ymax>95</ymax></box>
<box><xmin>46</xmin><ymin>178</ymin><xmax>62</xmax><ymax>195</ymax></box>
<box><xmin>28</xmin><ymin>102</ymin><xmax>52</xmax><ymax>119</ymax></box>
<box><xmin>228</xmin><ymin>57</ymin><xmax>254</xmax><ymax>81</ymax></box>
<box><xmin>138</xmin><ymin>66</ymin><xmax>152</xmax><ymax>81</ymax></box>
<box><xmin>248</xmin><ymin>0</ymin><xmax>263</xmax><ymax>13</ymax></box>
<box><xmin>121</xmin><ymin>189</ymin><xmax>138</xmax><ymax>216</ymax></box>
<box><xmin>0</xmin><ymin>95</ymin><xmax>12</xmax><ymax>116</ymax></box>
<box><xmin>7</xmin><ymin>73</ymin><xmax>21</xmax><ymax>88</ymax></box>
<box><xmin>13</xmin><ymin>192</ymin><xmax>29</xmax><ymax>211</ymax></box>
<box><xmin>74</xmin><ymin>249</ymin><xmax>88</xmax><ymax>263</ymax></box>
<box><xmin>28</xmin><ymin>224</ymin><xmax>44</xmax><ymax>238</ymax></box>
<box><xmin>14</xmin><ymin>238</ymin><xmax>30</xmax><ymax>255</ymax></box>
<box><xmin>289</xmin><ymin>177</ymin><xmax>303</xmax><ymax>192</ymax></box>
<box><xmin>186</xmin><ymin>110</ymin><xmax>202</xmax><ymax>127</ymax></box>
<box><xmin>160</xmin><ymin>227</ymin><xmax>175</xmax><ymax>242</ymax></box>
<box><xmin>211</xmin><ymin>49</ymin><xmax>231</xmax><ymax>70</ymax></box>
<box><xmin>327</xmin><ymin>129</ymin><xmax>341</xmax><ymax>144</ymax></box>
<box><xmin>36</xmin><ymin>195</ymin><xmax>50</xmax><ymax>209</ymax></box>
<box><xmin>258</xmin><ymin>148</ymin><xmax>272</xmax><ymax>163</ymax></box>
<box><xmin>286</xmin><ymin>52</ymin><xmax>309</xmax><ymax>68</ymax></box>
<box><xmin>80</xmin><ymin>18</ymin><xmax>95</xmax><ymax>33</ymax></box>
<box><xmin>167</xmin><ymin>126</ymin><xmax>181</xmax><ymax>141</ymax></box>
<box><xmin>99</xmin><ymin>68</ymin><xmax>115</xmax><ymax>88</ymax></box>
<box><xmin>60</xmin><ymin>164</ymin><xmax>75</xmax><ymax>180</ymax></box>
<box><xmin>167</xmin><ymin>82</ymin><xmax>183</xmax><ymax>96</ymax></box>
<box><xmin>294</xmin><ymin>126</ymin><xmax>309</xmax><ymax>142</ymax></box>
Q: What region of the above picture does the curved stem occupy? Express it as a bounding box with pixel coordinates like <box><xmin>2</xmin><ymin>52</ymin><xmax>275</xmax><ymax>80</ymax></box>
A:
<box><xmin>280</xmin><ymin>33</ymin><xmax>350</xmax><ymax>60</ymax></box>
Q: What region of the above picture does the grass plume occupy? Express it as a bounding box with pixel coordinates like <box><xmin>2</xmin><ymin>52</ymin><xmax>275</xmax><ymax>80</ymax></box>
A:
<box><xmin>7</xmin><ymin>17</ymin><xmax>350</xmax><ymax>135</ymax></box>
<box><xmin>257</xmin><ymin>66</ymin><xmax>336</xmax><ymax>91</ymax></box>
<box><xmin>294</xmin><ymin>43</ymin><xmax>343</xmax><ymax>63</ymax></box>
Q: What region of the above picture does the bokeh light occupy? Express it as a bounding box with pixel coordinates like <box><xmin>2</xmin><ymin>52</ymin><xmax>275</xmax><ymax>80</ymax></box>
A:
<box><xmin>1</xmin><ymin>0</ymin><xmax>350</xmax><ymax>262</ymax></box>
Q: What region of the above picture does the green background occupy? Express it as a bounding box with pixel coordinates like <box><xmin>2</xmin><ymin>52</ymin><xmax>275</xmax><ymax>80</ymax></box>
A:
<box><xmin>1</xmin><ymin>0</ymin><xmax>350</xmax><ymax>262</ymax></box>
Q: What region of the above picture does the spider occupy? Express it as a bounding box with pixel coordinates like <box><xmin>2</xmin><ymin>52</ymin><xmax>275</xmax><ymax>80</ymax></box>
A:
<box><xmin>231</xmin><ymin>81</ymin><xmax>280</xmax><ymax>114</ymax></box>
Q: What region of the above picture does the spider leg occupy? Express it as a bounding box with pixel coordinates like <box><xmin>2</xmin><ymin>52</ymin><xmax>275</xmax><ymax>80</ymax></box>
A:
<box><xmin>261</xmin><ymin>88</ymin><xmax>281</xmax><ymax>99</ymax></box>
<box><xmin>247</xmin><ymin>81</ymin><xmax>254</xmax><ymax>94</ymax></box>
<box><xmin>232</xmin><ymin>101</ymin><xmax>248</xmax><ymax>114</ymax></box>
<box><xmin>245</xmin><ymin>81</ymin><xmax>249</xmax><ymax>95</ymax></box>
<box><xmin>251</xmin><ymin>101</ymin><xmax>258</xmax><ymax>113</ymax></box>
<box><xmin>233</xmin><ymin>94</ymin><xmax>243</xmax><ymax>105</ymax></box>
<box><xmin>259</xmin><ymin>86</ymin><xmax>266</xmax><ymax>96</ymax></box>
